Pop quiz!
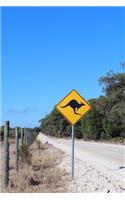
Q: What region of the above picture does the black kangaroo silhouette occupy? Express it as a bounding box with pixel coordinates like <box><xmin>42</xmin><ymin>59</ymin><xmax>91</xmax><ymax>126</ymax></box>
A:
<box><xmin>60</xmin><ymin>99</ymin><xmax>85</xmax><ymax>115</ymax></box>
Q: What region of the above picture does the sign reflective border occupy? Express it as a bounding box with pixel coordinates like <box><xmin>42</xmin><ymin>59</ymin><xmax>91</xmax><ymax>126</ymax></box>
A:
<box><xmin>55</xmin><ymin>89</ymin><xmax>92</xmax><ymax>125</ymax></box>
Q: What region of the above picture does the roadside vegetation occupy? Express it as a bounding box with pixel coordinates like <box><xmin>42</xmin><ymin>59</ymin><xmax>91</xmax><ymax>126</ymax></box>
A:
<box><xmin>40</xmin><ymin>70</ymin><xmax>125</xmax><ymax>143</ymax></box>
<box><xmin>7</xmin><ymin>140</ymin><xmax>68</xmax><ymax>192</ymax></box>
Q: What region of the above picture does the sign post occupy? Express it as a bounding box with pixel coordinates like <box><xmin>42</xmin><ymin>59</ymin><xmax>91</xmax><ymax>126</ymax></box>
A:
<box><xmin>55</xmin><ymin>89</ymin><xmax>92</xmax><ymax>179</ymax></box>
<box><xmin>72</xmin><ymin>125</ymin><xmax>74</xmax><ymax>179</ymax></box>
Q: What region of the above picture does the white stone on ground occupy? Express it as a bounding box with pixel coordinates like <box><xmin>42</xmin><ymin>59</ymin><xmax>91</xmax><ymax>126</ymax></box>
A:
<box><xmin>59</xmin><ymin>154</ymin><xmax>125</xmax><ymax>193</ymax></box>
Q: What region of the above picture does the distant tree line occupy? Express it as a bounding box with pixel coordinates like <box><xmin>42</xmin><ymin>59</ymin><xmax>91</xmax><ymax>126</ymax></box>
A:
<box><xmin>40</xmin><ymin>71</ymin><xmax>125</xmax><ymax>141</ymax></box>
<box><xmin>40</xmin><ymin>70</ymin><xmax>125</xmax><ymax>142</ymax></box>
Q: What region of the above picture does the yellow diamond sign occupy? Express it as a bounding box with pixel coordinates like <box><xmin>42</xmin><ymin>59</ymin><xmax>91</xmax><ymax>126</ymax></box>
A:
<box><xmin>56</xmin><ymin>89</ymin><xmax>92</xmax><ymax>125</ymax></box>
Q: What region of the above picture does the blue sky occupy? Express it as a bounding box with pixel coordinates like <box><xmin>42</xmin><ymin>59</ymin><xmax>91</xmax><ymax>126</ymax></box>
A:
<box><xmin>1</xmin><ymin>7</ymin><xmax>125</xmax><ymax>128</ymax></box>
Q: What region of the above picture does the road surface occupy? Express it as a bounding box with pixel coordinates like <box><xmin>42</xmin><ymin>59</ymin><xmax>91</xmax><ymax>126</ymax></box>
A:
<box><xmin>38</xmin><ymin>133</ymin><xmax>125</xmax><ymax>171</ymax></box>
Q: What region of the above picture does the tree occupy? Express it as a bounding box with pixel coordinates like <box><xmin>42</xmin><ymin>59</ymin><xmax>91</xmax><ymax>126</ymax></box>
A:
<box><xmin>39</xmin><ymin>70</ymin><xmax>125</xmax><ymax>141</ymax></box>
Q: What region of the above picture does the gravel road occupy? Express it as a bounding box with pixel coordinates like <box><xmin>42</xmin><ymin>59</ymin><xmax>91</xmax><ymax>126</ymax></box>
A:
<box><xmin>38</xmin><ymin>133</ymin><xmax>125</xmax><ymax>192</ymax></box>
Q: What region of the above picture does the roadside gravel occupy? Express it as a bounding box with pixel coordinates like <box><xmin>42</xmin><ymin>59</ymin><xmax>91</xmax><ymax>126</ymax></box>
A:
<box><xmin>38</xmin><ymin>133</ymin><xmax>125</xmax><ymax>193</ymax></box>
<box><xmin>59</xmin><ymin>154</ymin><xmax>125</xmax><ymax>192</ymax></box>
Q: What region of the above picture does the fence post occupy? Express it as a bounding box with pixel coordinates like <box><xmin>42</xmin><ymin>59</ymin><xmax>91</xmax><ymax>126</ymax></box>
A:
<box><xmin>0</xmin><ymin>129</ymin><xmax>1</xmax><ymax>143</ymax></box>
<box><xmin>29</xmin><ymin>130</ymin><xmax>31</xmax><ymax>145</ymax></box>
<box><xmin>21</xmin><ymin>128</ymin><xmax>24</xmax><ymax>145</ymax></box>
<box><xmin>3</xmin><ymin>121</ymin><xmax>9</xmax><ymax>190</ymax></box>
<box><xmin>31</xmin><ymin>132</ymin><xmax>34</xmax><ymax>144</ymax></box>
<box><xmin>15</xmin><ymin>127</ymin><xmax>19</xmax><ymax>172</ymax></box>
<box><xmin>26</xmin><ymin>129</ymin><xmax>28</xmax><ymax>145</ymax></box>
<box><xmin>24</xmin><ymin>128</ymin><xmax>26</xmax><ymax>145</ymax></box>
<box><xmin>27</xmin><ymin>130</ymin><xmax>30</xmax><ymax>146</ymax></box>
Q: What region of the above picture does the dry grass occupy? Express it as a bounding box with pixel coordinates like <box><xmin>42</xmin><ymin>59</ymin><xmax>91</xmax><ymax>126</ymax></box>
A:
<box><xmin>0</xmin><ymin>142</ymin><xmax>3</xmax><ymax>192</ymax></box>
<box><xmin>7</xmin><ymin>140</ymin><xmax>68</xmax><ymax>193</ymax></box>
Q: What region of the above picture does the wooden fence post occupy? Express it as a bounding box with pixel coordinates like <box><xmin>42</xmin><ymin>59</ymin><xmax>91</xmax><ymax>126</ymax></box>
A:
<box><xmin>25</xmin><ymin>129</ymin><xmax>28</xmax><ymax>145</ymax></box>
<box><xmin>21</xmin><ymin>128</ymin><xmax>24</xmax><ymax>145</ymax></box>
<box><xmin>3</xmin><ymin>121</ymin><xmax>9</xmax><ymax>190</ymax></box>
<box><xmin>29</xmin><ymin>130</ymin><xmax>31</xmax><ymax>145</ymax></box>
<box><xmin>24</xmin><ymin>128</ymin><xmax>26</xmax><ymax>145</ymax></box>
<box><xmin>27</xmin><ymin>130</ymin><xmax>29</xmax><ymax>145</ymax></box>
<box><xmin>15</xmin><ymin>127</ymin><xmax>19</xmax><ymax>172</ymax></box>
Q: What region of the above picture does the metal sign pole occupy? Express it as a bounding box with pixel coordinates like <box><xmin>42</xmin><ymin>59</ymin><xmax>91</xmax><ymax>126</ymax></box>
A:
<box><xmin>72</xmin><ymin>125</ymin><xmax>74</xmax><ymax>179</ymax></box>
<box><xmin>55</xmin><ymin>89</ymin><xmax>92</xmax><ymax>180</ymax></box>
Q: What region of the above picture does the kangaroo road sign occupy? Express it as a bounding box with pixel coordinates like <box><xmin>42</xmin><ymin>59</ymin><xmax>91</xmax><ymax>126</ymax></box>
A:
<box><xmin>56</xmin><ymin>89</ymin><xmax>92</xmax><ymax>179</ymax></box>
<box><xmin>56</xmin><ymin>89</ymin><xmax>92</xmax><ymax>125</ymax></box>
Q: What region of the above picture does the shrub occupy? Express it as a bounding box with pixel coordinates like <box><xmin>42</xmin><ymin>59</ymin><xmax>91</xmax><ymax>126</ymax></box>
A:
<box><xmin>19</xmin><ymin>144</ymin><xmax>32</xmax><ymax>165</ymax></box>
<box><xmin>36</xmin><ymin>140</ymin><xmax>41</xmax><ymax>155</ymax></box>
